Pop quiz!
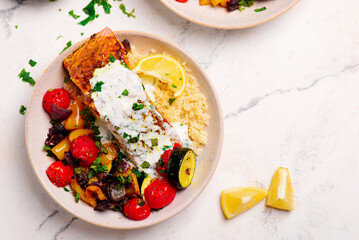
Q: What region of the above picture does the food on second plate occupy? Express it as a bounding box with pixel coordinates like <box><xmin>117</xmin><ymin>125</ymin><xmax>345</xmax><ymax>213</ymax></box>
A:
<box><xmin>199</xmin><ymin>0</ymin><xmax>256</xmax><ymax>12</ymax></box>
<box><xmin>221</xmin><ymin>187</ymin><xmax>268</xmax><ymax>219</ymax></box>
<box><xmin>266</xmin><ymin>167</ymin><xmax>295</xmax><ymax>211</ymax></box>
<box><xmin>42</xmin><ymin>27</ymin><xmax>208</xmax><ymax>221</ymax></box>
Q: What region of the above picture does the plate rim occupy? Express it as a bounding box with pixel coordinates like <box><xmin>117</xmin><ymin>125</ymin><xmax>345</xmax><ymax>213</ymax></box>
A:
<box><xmin>160</xmin><ymin>0</ymin><xmax>300</xmax><ymax>30</ymax></box>
<box><xmin>25</xmin><ymin>30</ymin><xmax>224</xmax><ymax>229</ymax></box>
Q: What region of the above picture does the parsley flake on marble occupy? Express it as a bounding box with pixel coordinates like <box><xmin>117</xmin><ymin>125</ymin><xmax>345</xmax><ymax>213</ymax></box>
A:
<box><xmin>18</xmin><ymin>68</ymin><xmax>35</xmax><ymax>86</ymax></box>
<box><xmin>119</xmin><ymin>4</ymin><xmax>136</xmax><ymax>18</ymax></box>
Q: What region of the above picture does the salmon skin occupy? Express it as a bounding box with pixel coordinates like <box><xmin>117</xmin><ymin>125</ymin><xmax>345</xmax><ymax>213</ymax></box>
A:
<box><xmin>63</xmin><ymin>27</ymin><xmax>128</xmax><ymax>111</ymax></box>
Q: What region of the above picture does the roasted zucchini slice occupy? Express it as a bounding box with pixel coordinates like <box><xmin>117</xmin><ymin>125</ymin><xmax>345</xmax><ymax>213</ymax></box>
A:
<box><xmin>168</xmin><ymin>147</ymin><xmax>196</xmax><ymax>189</ymax></box>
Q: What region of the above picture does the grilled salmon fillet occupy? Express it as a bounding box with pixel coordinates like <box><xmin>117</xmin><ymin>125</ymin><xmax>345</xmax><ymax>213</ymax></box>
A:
<box><xmin>63</xmin><ymin>27</ymin><xmax>128</xmax><ymax>111</ymax></box>
<box><xmin>63</xmin><ymin>27</ymin><xmax>181</xmax><ymax>177</ymax></box>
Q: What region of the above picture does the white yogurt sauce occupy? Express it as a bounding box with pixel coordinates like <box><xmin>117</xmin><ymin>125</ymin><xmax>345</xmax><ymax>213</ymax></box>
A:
<box><xmin>90</xmin><ymin>60</ymin><xmax>180</xmax><ymax>177</ymax></box>
<box><xmin>172</xmin><ymin>122</ymin><xmax>192</xmax><ymax>148</ymax></box>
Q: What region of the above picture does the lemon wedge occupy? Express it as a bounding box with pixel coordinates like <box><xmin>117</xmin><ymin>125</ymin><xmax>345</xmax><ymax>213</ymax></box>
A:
<box><xmin>221</xmin><ymin>187</ymin><xmax>268</xmax><ymax>219</ymax></box>
<box><xmin>266</xmin><ymin>167</ymin><xmax>295</xmax><ymax>211</ymax></box>
<box><xmin>133</xmin><ymin>54</ymin><xmax>187</xmax><ymax>97</ymax></box>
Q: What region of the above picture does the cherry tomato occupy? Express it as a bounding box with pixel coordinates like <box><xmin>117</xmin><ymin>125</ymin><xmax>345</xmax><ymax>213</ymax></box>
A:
<box><xmin>156</xmin><ymin>142</ymin><xmax>181</xmax><ymax>176</ymax></box>
<box><xmin>42</xmin><ymin>88</ymin><xmax>71</xmax><ymax>114</ymax></box>
<box><xmin>124</xmin><ymin>198</ymin><xmax>151</xmax><ymax>221</ymax></box>
<box><xmin>70</xmin><ymin>136</ymin><xmax>100</xmax><ymax>167</ymax></box>
<box><xmin>144</xmin><ymin>178</ymin><xmax>176</xmax><ymax>209</ymax></box>
<box><xmin>46</xmin><ymin>161</ymin><xmax>73</xmax><ymax>187</ymax></box>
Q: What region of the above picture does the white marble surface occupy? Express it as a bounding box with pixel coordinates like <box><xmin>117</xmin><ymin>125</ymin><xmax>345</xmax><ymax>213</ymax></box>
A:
<box><xmin>1</xmin><ymin>0</ymin><xmax>359</xmax><ymax>239</ymax></box>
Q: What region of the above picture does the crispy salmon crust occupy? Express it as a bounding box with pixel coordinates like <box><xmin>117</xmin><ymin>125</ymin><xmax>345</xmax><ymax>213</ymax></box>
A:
<box><xmin>63</xmin><ymin>27</ymin><xmax>128</xmax><ymax>109</ymax></box>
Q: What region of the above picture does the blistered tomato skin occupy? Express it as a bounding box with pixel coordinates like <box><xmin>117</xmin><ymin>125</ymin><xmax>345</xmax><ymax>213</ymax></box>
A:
<box><xmin>156</xmin><ymin>142</ymin><xmax>181</xmax><ymax>176</ymax></box>
<box><xmin>70</xmin><ymin>136</ymin><xmax>100</xmax><ymax>167</ymax></box>
<box><xmin>144</xmin><ymin>178</ymin><xmax>176</xmax><ymax>209</ymax></box>
<box><xmin>42</xmin><ymin>88</ymin><xmax>71</xmax><ymax>114</ymax></box>
<box><xmin>124</xmin><ymin>198</ymin><xmax>151</xmax><ymax>221</ymax></box>
<box><xmin>46</xmin><ymin>161</ymin><xmax>73</xmax><ymax>187</ymax></box>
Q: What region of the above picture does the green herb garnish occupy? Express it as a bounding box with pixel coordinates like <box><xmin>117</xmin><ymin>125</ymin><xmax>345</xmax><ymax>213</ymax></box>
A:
<box><xmin>254</xmin><ymin>7</ymin><xmax>266</xmax><ymax>12</ymax></box>
<box><xmin>141</xmin><ymin>161</ymin><xmax>150</xmax><ymax>169</ymax></box>
<box><xmin>18</xmin><ymin>68</ymin><xmax>35</xmax><ymax>86</ymax></box>
<box><xmin>43</xmin><ymin>145</ymin><xmax>52</xmax><ymax>151</ymax></box>
<box><xmin>56</xmin><ymin>35</ymin><xmax>62</xmax><ymax>40</ymax></box>
<box><xmin>19</xmin><ymin>105</ymin><xmax>27</xmax><ymax>115</ymax></box>
<box><xmin>151</xmin><ymin>138</ymin><xmax>158</xmax><ymax>146</ymax></box>
<box><xmin>92</xmin><ymin>81</ymin><xmax>104</xmax><ymax>92</ymax></box>
<box><xmin>132</xmin><ymin>103</ymin><xmax>144</xmax><ymax>111</ymax></box>
<box><xmin>75</xmin><ymin>193</ymin><xmax>81</xmax><ymax>203</ymax></box>
<box><xmin>60</xmin><ymin>41</ymin><xmax>72</xmax><ymax>54</ymax></box>
<box><xmin>63</xmin><ymin>187</ymin><xmax>70</xmax><ymax>192</ymax></box>
<box><xmin>68</xmin><ymin>10</ymin><xmax>80</xmax><ymax>19</ymax></box>
<box><xmin>127</xmin><ymin>135</ymin><xmax>139</xmax><ymax>144</ymax></box>
<box><xmin>162</xmin><ymin>145</ymin><xmax>172</xmax><ymax>151</ymax></box>
<box><xmin>28</xmin><ymin>59</ymin><xmax>37</xmax><ymax>67</ymax></box>
<box><xmin>122</xmin><ymin>89</ymin><xmax>129</xmax><ymax>96</ymax></box>
<box><xmin>119</xmin><ymin>4</ymin><xmax>135</xmax><ymax>18</ymax></box>
<box><xmin>169</xmin><ymin>98</ymin><xmax>176</xmax><ymax>106</ymax></box>
<box><xmin>109</xmin><ymin>54</ymin><xmax>116</xmax><ymax>63</ymax></box>
<box><xmin>171</xmin><ymin>84</ymin><xmax>177</xmax><ymax>88</ymax></box>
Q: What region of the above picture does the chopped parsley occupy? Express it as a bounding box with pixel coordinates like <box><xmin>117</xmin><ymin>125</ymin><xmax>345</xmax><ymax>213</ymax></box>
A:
<box><xmin>19</xmin><ymin>105</ymin><xmax>27</xmax><ymax>115</ymax></box>
<box><xmin>75</xmin><ymin>193</ymin><xmax>81</xmax><ymax>203</ymax></box>
<box><xmin>164</xmin><ymin>105</ymin><xmax>169</xmax><ymax>109</ymax></box>
<box><xmin>238</xmin><ymin>0</ymin><xmax>254</xmax><ymax>11</ymax></box>
<box><xmin>81</xmin><ymin>32</ymin><xmax>84</xmax><ymax>36</ymax></box>
<box><xmin>15</xmin><ymin>25</ymin><xmax>18</xmax><ymax>29</ymax></box>
<box><xmin>159</xmin><ymin>170</ymin><xmax>167</xmax><ymax>174</ymax></box>
<box><xmin>121</xmin><ymin>62</ymin><xmax>129</xmax><ymax>69</ymax></box>
<box><xmin>18</xmin><ymin>68</ymin><xmax>35</xmax><ymax>86</ymax></box>
<box><xmin>132</xmin><ymin>103</ymin><xmax>144</xmax><ymax>111</ymax></box>
<box><xmin>171</xmin><ymin>84</ymin><xmax>177</xmax><ymax>88</ymax></box>
<box><xmin>127</xmin><ymin>175</ymin><xmax>133</xmax><ymax>183</ymax></box>
<box><xmin>122</xmin><ymin>89</ymin><xmax>129</xmax><ymax>96</ymax></box>
<box><xmin>43</xmin><ymin>145</ymin><xmax>52</xmax><ymax>151</ymax></box>
<box><xmin>56</xmin><ymin>35</ymin><xmax>62</xmax><ymax>40</ymax></box>
<box><xmin>60</xmin><ymin>41</ymin><xmax>72</xmax><ymax>54</ymax></box>
<box><xmin>254</xmin><ymin>7</ymin><xmax>266</xmax><ymax>12</ymax></box>
<box><xmin>117</xmin><ymin>174</ymin><xmax>125</xmax><ymax>184</ymax></box>
<box><xmin>169</xmin><ymin>98</ymin><xmax>176</xmax><ymax>106</ymax></box>
<box><xmin>165</xmin><ymin>73</ymin><xmax>170</xmax><ymax>76</ymax></box>
<box><xmin>68</xmin><ymin>10</ymin><xmax>80</xmax><ymax>19</ymax></box>
<box><xmin>141</xmin><ymin>161</ymin><xmax>150</xmax><ymax>169</ymax></box>
<box><xmin>151</xmin><ymin>138</ymin><xmax>158</xmax><ymax>146</ymax></box>
<box><xmin>29</xmin><ymin>59</ymin><xmax>37</xmax><ymax>67</ymax></box>
<box><xmin>123</xmin><ymin>132</ymin><xmax>130</xmax><ymax>138</ymax></box>
<box><xmin>92</xmin><ymin>81</ymin><xmax>104</xmax><ymax>92</ymax></box>
<box><xmin>162</xmin><ymin>145</ymin><xmax>172</xmax><ymax>151</ymax></box>
<box><xmin>63</xmin><ymin>187</ymin><xmax>70</xmax><ymax>192</ymax></box>
<box><xmin>127</xmin><ymin>135</ymin><xmax>139</xmax><ymax>144</ymax></box>
<box><xmin>90</xmin><ymin>157</ymin><xmax>108</xmax><ymax>173</ymax></box>
<box><xmin>142</xmin><ymin>83</ymin><xmax>145</xmax><ymax>90</ymax></box>
<box><xmin>150</xmin><ymin>104</ymin><xmax>155</xmax><ymax>109</ymax></box>
<box><xmin>64</xmin><ymin>76</ymin><xmax>69</xmax><ymax>83</ymax></box>
<box><xmin>119</xmin><ymin>4</ymin><xmax>135</xmax><ymax>18</ymax></box>
<box><xmin>109</xmin><ymin>54</ymin><xmax>116</xmax><ymax>63</ymax></box>
<box><xmin>79</xmin><ymin>0</ymin><xmax>112</xmax><ymax>26</ymax></box>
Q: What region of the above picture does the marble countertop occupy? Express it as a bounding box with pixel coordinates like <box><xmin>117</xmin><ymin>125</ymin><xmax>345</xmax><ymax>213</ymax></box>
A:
<box><xmin>1</xmin><ymin>0</ymin><xmax>358</xmax><ymax>239</ymax></box>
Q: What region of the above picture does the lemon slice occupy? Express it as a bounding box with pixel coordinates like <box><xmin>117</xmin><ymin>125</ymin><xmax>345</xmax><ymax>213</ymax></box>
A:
<box><xmin>133</xmin><ymin>54</ymin><xmax>187</xmax><ymax>97</ymax></box>
<box><xmin>221</xmin><ymin>187</ymin><xmax>268</xmax><ymax>219</ymax></box>
<box><xmin>266</xmin><ymin>167</ymin><xmax>295</xmax><ymax>211</ymax></box>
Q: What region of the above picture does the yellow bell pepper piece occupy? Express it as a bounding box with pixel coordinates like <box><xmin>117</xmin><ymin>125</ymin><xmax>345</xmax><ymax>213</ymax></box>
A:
<box><xmin>51</xmin><ymin>137</ymin><xmax>71</xmax><ymax>160</ymax></box>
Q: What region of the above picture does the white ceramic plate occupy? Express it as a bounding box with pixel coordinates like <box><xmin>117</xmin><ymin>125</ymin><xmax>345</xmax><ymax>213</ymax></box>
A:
<box><xmin>25</xmin><ymin>31</ymin><xmax>223</xmax><ymax>229</ymax></box>
<box><xmin>160</xmin><ymin>0</ymin><xmax>299</xmax><ymax>29</ymax></box>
